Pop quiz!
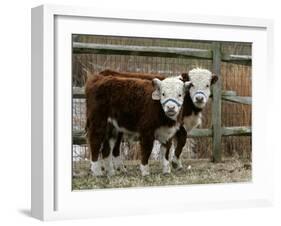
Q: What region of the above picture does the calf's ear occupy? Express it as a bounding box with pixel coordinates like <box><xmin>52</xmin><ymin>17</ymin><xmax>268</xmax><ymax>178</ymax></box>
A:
<box><xmin>184</xmin><ymin>81</ymin><xmax>192</xmax><ymax>92</ymax></box>
<box><xmin>152</xmin><ymin>78</ymin><xmax>161</xmax><ymax>100</ymax></box>
<box><xmin>211</xmin><ymin>74</ymin><xmax>218</xmax><ymax>85</ymax></box>
<box><xmin>181</xmin><ymin>73</ymin><xmax>190</xmax><ymax>82</ymax></box>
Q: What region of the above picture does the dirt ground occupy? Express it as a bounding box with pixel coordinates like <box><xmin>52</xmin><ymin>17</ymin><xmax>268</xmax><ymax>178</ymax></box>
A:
<box><xmin>72</xmin><ymin>158</ymin><xmax>251</xmax><ymax>190</ymax></box>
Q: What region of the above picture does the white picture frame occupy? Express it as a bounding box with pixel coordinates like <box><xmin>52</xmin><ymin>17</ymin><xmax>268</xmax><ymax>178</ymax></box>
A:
<box><xmin>31</xmin><ymin>4</ymin><xmax>274</xmax><ymax>221</ymax></box>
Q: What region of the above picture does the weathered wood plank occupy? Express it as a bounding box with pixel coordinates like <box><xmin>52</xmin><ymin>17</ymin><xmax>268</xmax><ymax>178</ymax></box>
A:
<box><xmin>221</xmin><ymin>90</ymin><xmax>237</xmax><ymax>96</ymax></box>
<box><xmin>188</xmin><ymin>128</ymin><xmax>212</xmax><ymax>137</ymax></box>
<box><xmin>73</xmin><ymin>130</ymin><xmax>85</xmax><ymax>137</ymax></box>
<box><xmin>210</xmin><ymin>90</ymin><xmax>237</xmax><ymax>98</ymax></box>
<box><xmin>72</xmin><ymin>87</ymin><xmax>85</xmax><ymax>99</ymax></box>
<box><xmin>222</xmin><ymin>95</ymin><xmax>252</xmax><ymax>105</ymax></box>
<box><xmin>72</xmin><ymin>126</ymin><xmax>252</xmax><ymax>144</ymax></box>
<box><xmin>188</xmin><ymin>126</ymin><xmax>252</xmax><ymax>137</ymax></box>
<box><xmin>73</xmin><ymin>42</ymin><xmax>251</xmax><ymax>65</ymax></box>
<box><xmin>222</xmin><ymin>126</ymin><xmax>252</xmax><ymax>136</ymax></box>
<box><xmin>222</xmin><ymin>53</ymin><xmax>252</xmax><ymax>65</ymax></box>
<box><xmin>73</xmin><ymin>130</ymin><xmax>86</xmax><ymax>145</ymax></box>
<box><xmin>73</xmin><ymin>42</ymin><xmax>212</xmax><ymax>59</ymax></box>
<box><xmin>211</xmin><ymin>42</ymin><xmax>222</xmax><ymax>163</ymax></box>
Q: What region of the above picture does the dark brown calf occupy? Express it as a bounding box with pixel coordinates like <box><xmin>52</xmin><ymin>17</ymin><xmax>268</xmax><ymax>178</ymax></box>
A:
<box><xmin>86</xmin><ymin>74</ymin><xmax>188</xmax><ymax>176</ymax></box>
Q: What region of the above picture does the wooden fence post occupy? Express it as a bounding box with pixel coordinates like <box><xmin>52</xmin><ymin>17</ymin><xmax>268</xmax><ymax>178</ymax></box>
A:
<box><xmin>212</xmin><ymin>42</ymin><xmax>222</xmax><ymax>162</ymax></box>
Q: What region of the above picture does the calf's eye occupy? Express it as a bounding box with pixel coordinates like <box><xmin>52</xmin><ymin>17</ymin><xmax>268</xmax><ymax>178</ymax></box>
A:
<box><xmin>206</xmin><ymin>84</ymin><xmax>210</xmax><ymax>88</ymax></box>
<box><xmin>162</xmin><ymin>93</ymin><xmax>165</xmax><ymax>96</ymax></box>
<box><xmin>178</xmin><ymin>94</ymin><xmax>182</xmax><ymax>97</ymax></box>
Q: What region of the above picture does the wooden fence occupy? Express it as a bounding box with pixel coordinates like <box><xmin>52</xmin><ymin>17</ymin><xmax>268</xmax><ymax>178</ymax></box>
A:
<box><xmin>72</xmin><ymin>41</ymin><xmax>252</xmax><ymax>162</ymax></box>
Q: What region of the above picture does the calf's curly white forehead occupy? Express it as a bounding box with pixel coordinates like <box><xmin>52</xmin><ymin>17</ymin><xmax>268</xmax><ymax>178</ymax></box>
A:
<box><xmin>152</xmin><ymin>77</ymin><xmax>191</xmax><ymax>120</ymax></box>
<box><xmin>189</xmin><ymin>68</ymin><xmax>212</xmax><ymax>83</ymax></box>
<box><xmin>188</xmin><ymin>68</ymin><xmax>218</xmax><ymax>108</ymax></box>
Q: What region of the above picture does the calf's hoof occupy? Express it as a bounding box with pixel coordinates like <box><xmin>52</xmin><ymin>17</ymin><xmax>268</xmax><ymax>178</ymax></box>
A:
<box><xmin>163</xmin><ymin>167</ymin><xmax>171</xmax><ymax>175</ymax></box>
<box><xmin>171</xmin><ymin>157</ymin><xmax>183</xmax><ymax>171</ymax></box>
<box><xmin>171</xmin><ymin>161</ymin><xmax>177</xmax><ymax>169</ymax></box>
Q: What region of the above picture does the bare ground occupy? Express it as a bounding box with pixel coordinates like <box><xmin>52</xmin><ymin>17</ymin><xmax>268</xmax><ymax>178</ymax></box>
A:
<box><xmin>72</xmin><ymin>158</ymin><xmax>251</xmax><ymax>190</ymax></box>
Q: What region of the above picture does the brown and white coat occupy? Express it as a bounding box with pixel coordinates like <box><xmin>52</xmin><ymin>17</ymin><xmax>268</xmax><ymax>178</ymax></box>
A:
<box><xmin>85</xmin><ymin>74</ymin><xmax>190</xmax><ymax>176</ymax></box>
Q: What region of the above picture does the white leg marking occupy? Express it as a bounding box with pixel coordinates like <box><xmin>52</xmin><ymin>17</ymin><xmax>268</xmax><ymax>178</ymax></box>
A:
<box><xmin>103</xmin><ymin>138</ymin><xmax>116</xmax><ymax>176</ymax></box>
<box><xmin>140</xmin><ymin>164</ymin><xmax>150</xmax><ymax>176</ymax></box>
<box><xmin>91</xmin><ymin>161</ymin><xmax>103</xmax><ymax>176</ymax></box>
<box><xmin>160</xmin><ymin>145</ymin><xmax>171</xmax><ymax>174</ymax></box>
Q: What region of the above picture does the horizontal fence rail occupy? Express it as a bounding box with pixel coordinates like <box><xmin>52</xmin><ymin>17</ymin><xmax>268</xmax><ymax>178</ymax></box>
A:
<box><xmin>72</xmin><ymin>126</ymin><xmax>252</xmax><ymax>145</ymax></box>
<box><xmin>72</xmin><ymin>87</ymin><xmax>252</xmax><ymax>105</ymax></box>
<box><xmin>188</xmin><ymin>126</ymin><xmax>252</xmax><ymax>137</ymax></box>
<box><xmin>222</xmin><ymin>95</ymin><xmax>252</xmax><ymax>105</ymax></box>
<box><xmin>73</xmin><ymin>42</ymin><xmax>252</xmax><ymax>65</ymax></box>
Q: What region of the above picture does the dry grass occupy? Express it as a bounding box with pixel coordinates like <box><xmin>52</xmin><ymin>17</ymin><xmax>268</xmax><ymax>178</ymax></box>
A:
<box><xmin>72</xmin><ymin>158</ymin><xmax>251</xmax><ymax>190</ymax></box>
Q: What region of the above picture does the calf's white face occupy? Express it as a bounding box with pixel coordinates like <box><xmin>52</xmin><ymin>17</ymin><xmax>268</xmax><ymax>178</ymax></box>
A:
<box><xmin>152</xmin><ymin>77</ymin><xmax>190</xmax><ymax>120</ymax></box>
<box><xmin>188</xmin><ymin>68</ymin><xmax>218</xmax><ymax>109</ymax></box>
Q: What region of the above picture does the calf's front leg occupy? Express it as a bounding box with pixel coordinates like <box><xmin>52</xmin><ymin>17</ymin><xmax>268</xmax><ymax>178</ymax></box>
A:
<box><xmin>171</xmin><ymin>126</ymin><xmax>187</xmax><ymax>170</ymax></box>
<box><xmin>112</xmin><ymin>132</ymin><xmax>127</xmax><ymax>172</ymax></box>
<box><xmin>139</xmin><ymin>135</ymin><xmax>154</xmax><ymax>176</ymax></box>
<box><xmin>88</xmin><ymin>114</ymin><xmax>108</xmax><ymax>177</ymax></box>
<box><xmin>161</xmin><ymin>140</ymin><xmax>172</xmax><ymax>174</ymax></box>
